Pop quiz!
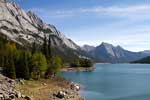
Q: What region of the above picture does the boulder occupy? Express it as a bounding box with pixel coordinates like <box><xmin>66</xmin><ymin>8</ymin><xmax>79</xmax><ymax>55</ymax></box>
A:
<box><xmin>16</xmin><ymin>79</ymin><xmax>25</xmax><ymax>85</ymax></box>
<box><xmin>9</xmin><ymin>94</ymin><xmax>15</xmax><ymax>99</ymax></box>
<box><xmin>43</xmin><ymin>83</ymin><xmax>47</xmax><ymax>86</ymax></box>
<box><xmin>6</xmin><ymin>98</ymin><xmax>15</xmax><ymax>100</ymax></box>
<box><xmin>70</xmin><ymin>83</ymin><xmax>80</xmax><ymax>91</ymax></box>
<box><xmin>75</xmin><ymin>84</ymin><xmax>80</xmax><ymax>91</ymax></box>
<box><xmin>21</xmin><ymin>94</ymin><xmax>25</xmax><ymax>98</ymax></box>
<box><xmin>25</xmin><ymin>96</ymin><xmax>32</xmax><ymax>100</ymax></box>
<box><xmin>15</xmin><ymin>92</ymin><xmax>21</xmax><ymax>98</ymax></box>
<box><xmin>0</xmin><ymin>93</ymin><xmax>3</xmax><ymax>99</ymax></box>
<box><xmin>56</xmin><ymin>91</ymin><xmax>66</xmax><ymax>99</ymax></box>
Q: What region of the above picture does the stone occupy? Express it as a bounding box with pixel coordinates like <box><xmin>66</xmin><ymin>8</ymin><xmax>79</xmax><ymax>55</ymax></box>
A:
<box><xmin>3</xmin><ymin>94</ymin><xmax>9</xmax><ymax>100</ymax></box>
<box><xmin>21</xmin><ymin>94</ymin><xmax>25</xmax><ymax>98</ymax></box>
<box><xmin>24</xmin><ymin>96</ymin><xmax>32</xmax><ymax>100</ymax></box>
<box><xmin>6</xmin><ymin>98</ymin><xmax>15</xmax><ymax>100</ymax></box>
<box><xmin>0</xmin><ymin>74</ymin><xmax>20</xmax><ymax>100</ymax></box>
<box><xmin>9</xmin><ymin>94</ymin><xmax>15</xmax><ymax>99</ymax></box>
<box><xmin>43</xmin><ymin>83</ymin><xmax>47</xmax><ymax>86</ymax></box>
<box><xmin>55</xmin><ymin>91</ymin><xmax>66</xmax><ymax>99</ymax></box>
<box><xmin>0</xmin><ymin>93</ymin><xmax>3</xmax><ymax>100</ymax></box>
<box><xmin>75</xmin><ymin>84</ymin><xmax>80</xmax><ymax>91</ymax></box>
<box><xmin>70</xmin><ymin>83</ymin><xmax>80</xmax><ymax>91</ymax></box>
<box><xmin>16</xmin><ymin>92</ymin><xmax>21</xmax><ymax>98</ymax></box>
<box><xmin>20</xmin><ymin>80</ymin><xmax>25</xmax><ymax>85</ymax></box>
<box><xmin>8</xmin><ymin>80</ymin><xmax>13</xmax><ymax>84</ymax></box>
<box><xmin>16</xmin><ymin>79</ymin><xmax>25</xmax><ymax>85</ymax></box>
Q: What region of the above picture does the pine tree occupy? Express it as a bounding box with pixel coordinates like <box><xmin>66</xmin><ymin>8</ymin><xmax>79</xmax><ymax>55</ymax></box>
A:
<box><xmin>45</xmin><ymin>65</ymin><xmax>54</xmax><ymax>79</ymax></box>
<box><xmin>5</xmin><ymin>54</ymin><xmax>16</xmax><ymax>79</ymax></box>
<box><xmin>48</xmin><ymin>34</ymin><xmax>52</xmax><ymax>60</ymax></box>
<box><xmin>0</xmin><ymin>52</ymin><xmax>4</xmax><ymax>67</ymax></box>
<box><xmin>3</xmin><ymin>43</ymin><xmax>16</xmax><ymax>79</ymax></box>
<box><xmin>26</xmin><ymin>51</ymin><xmax>32</xmax><ymax>78</ymax></box>
<box><xmin>32</xmin><ymin>41</ymin><xmax>37</xmax><ymax>54</ymax></box>
<box><xmin>22</xmin><ymin>52</ymin><xmax>30</xmax><ymax>80</ymax></box>
<box><xmin>42</xmin><ymin>35</ymin><xmax>48</xmax><ymax>58</ymax></box>
<box><xmin>44</xmin><ymin>35</ymin><xmax>52</xmax><ymax>78</ymax></box>
<box><xmin>3</xmin><ymin>56</ymin><xmax>9</xmax><ymax>76</ymax></box>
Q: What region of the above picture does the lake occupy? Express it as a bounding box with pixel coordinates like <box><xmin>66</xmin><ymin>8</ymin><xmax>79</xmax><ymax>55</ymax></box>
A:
<box><xmin>62</xmin><ymin>64</ymin><xmax>150</xmax><ymax>100</ymax></box>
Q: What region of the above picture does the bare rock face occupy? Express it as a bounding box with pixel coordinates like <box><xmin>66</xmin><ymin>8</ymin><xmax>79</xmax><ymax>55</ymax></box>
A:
<box><xmin>0</xmin><ymin>0</ymin><xmax>79</xmax><ymax>50</ymax></box>
<box><xmin>88</xmin><ymin>42</ymin><xmax>149</xmax><ymax>63</ymax></box>
<box><xmin>81</xmin><ymin>45</ymin><xmax>95</xmax><ymax>52</ymax></box>
<box><xmin>0</xmin><ymin>74</ymin><xmax>16</xmax><ymax>99</ymax></box>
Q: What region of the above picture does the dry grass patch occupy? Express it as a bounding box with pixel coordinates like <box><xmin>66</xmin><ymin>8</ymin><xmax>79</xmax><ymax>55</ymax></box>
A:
<box><xmin>15</xmin><ymin>77</ymin><xmax>82</xmax><ymax>100</ymax></box>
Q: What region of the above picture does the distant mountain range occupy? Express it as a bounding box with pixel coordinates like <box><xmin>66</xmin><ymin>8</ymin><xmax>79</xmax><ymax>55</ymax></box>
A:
<box><xmin>131</xmin><ymin>56</ymin><xmax>150</xmax><ymax>64</ymax></box>
<box><xmin>82</xmin><ymin>42</ymin><xmax>150</xmax><ymax>63</ymax></box>
<box><xmin>141</xmin><ymin>50</ymin><xmax>150</xmax><ymax>54</ymax></box>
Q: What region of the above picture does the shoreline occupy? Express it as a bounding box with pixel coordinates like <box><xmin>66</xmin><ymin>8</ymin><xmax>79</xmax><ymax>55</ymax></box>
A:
<box><xmin>61</xmin><ymin>67</ymin><xmax>95</xmax><ymax>100</ymax></box>
<box><xmin>15</xmin><ymin>77</ymin><xmax>83</xmax><ymax>100</ymax></box>
<box><xmin>0</xmin><ymin>70</ymin><xmax>86</xmax><ymax>100</ymax></box>
<box><xmin>62</xmin><ymin>66</ymin><xmax>96</xmax><ymax>72</ymax></box>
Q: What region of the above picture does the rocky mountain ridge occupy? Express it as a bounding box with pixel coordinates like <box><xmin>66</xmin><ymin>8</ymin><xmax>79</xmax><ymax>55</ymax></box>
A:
<box><xmin>81</xmin><ymin>45</ymin><xmax>95</xmax><ymax>52</ymax></box>
<box><xmin>82</xmin><ymin>42</ymin><xmax>150</xmax><ymax>63</ymax></box>
<box><xmin>131</xmin><ymin>56</ymin><xmax>150</xmax><ymax>64</ymax></box>
<box><xmin>0</xmin><ymin>0</ymin><xmax>79</xmax><ymax>50</ymax></box>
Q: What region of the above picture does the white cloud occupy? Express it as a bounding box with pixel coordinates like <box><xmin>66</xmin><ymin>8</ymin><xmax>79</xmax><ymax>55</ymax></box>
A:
<box><xmin>80</xmin><ymin>5</ymin><xmax>150</xmax><ymax>14</ymax></box>
<box><xmin>30</xmin><ymin>5</ymin><xmax>150</xmax><ymax>19</ymax></box>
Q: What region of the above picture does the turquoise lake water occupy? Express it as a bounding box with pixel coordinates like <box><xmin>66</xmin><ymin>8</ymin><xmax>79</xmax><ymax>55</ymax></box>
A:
<box><xmin>62</xmin><ymin>64</ymin><xmax>150</xmax><ymax>100</ymax></box>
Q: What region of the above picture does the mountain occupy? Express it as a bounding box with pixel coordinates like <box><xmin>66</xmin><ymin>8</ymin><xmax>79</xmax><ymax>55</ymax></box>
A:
<box><xmin>0</xmin><ymin>0</ymin><xmax>87</xmax><ymax>62</ymax></box>
<box><xmin>0</xmin><ymin>0</ymin><xmax>79</xmax><ymax>49</ymax></box>
<box><xmin>86</xmin><ymin>42</ymin><xmax>148</xmax><ymax>63</ymax></box>
<box><xmin>131</xmin><ymin>56</ymin><xmax>150</xmax><ymax>64</ymax></box>
<box><xmin>81</xmin><ymin>45</ymin><xmax>95</xmax><ymax>52</ymax></box>
<box><xmin>141</xmin><ymin>50</ymin><xmax>150</xmax><ymax>54</ymax></box>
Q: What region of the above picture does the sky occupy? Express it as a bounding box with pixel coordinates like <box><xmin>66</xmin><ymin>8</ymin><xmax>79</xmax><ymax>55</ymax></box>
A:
<box><xmin>13</xmin><ymin>0</ymin><xmax>150</xmax><ymax>52</ymax></box>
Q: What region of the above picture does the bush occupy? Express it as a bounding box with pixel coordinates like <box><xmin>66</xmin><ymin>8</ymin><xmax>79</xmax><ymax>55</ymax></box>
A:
<box><xmin>80</xmin><ymin>59</ymin><xmax>93</xmax><ymax>68</ymax></box>
<box><xmin>70</xmin><ymin>58</ymin><xmax>93</xmax><ymax>68</ymax></box>
<box><xmin>31</xmin><ymin>53</ymin><xmax>47</xmax><ymax>79</ymax></box>
<box><xmin>45</xmin><ymin>56</ymin><xmax>62</xmax><ymax>78</ymax></box>
<box><xmin>70</xmin><ymin>59</ymin><xmax>80</xmax><ymax>67</ymax></box>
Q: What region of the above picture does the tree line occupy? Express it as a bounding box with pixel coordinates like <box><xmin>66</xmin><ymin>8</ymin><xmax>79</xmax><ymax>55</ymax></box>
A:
<box><xmin>0</xmin><ymin>35</ymin><xmax>62</xmax><ymax>80</ymax></box>
<box><xmin>70</xmin><ymin>58</ymin><xmax>93</xmax><ymax>68</ymax></box>
<box><xmin>0</xmin><ymin>34</ymin><xmax>93</xmax><ymax>80</ymax></box>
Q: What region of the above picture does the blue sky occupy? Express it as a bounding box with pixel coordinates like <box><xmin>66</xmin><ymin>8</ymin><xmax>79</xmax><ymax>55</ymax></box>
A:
<box><xmin>14</xmin><ymin>0</ymin><xmax>150</xmax><ymax>51</ymax></box>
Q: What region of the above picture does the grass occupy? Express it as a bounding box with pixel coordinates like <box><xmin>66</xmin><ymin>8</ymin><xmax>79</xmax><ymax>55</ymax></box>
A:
<box><xmin>15</xmin><ymin>77</ymin><xmax>81</xmax><ymax>100</ymax></box>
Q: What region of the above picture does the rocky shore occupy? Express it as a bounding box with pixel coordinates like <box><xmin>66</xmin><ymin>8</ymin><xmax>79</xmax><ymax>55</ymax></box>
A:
<box><xmin>0</xmin><ymin>74</ymin><xmax>83</xmax><ymax>100</ymax></box>
<box><xmin>50</xmin><ymin>81</ymin><xmax>82</xmax><ymax>100</ymax></box>
<box><xmin>0</xmin><ymin>74</ymin><xmax>31</xmax><ymax>100</ymax></box>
